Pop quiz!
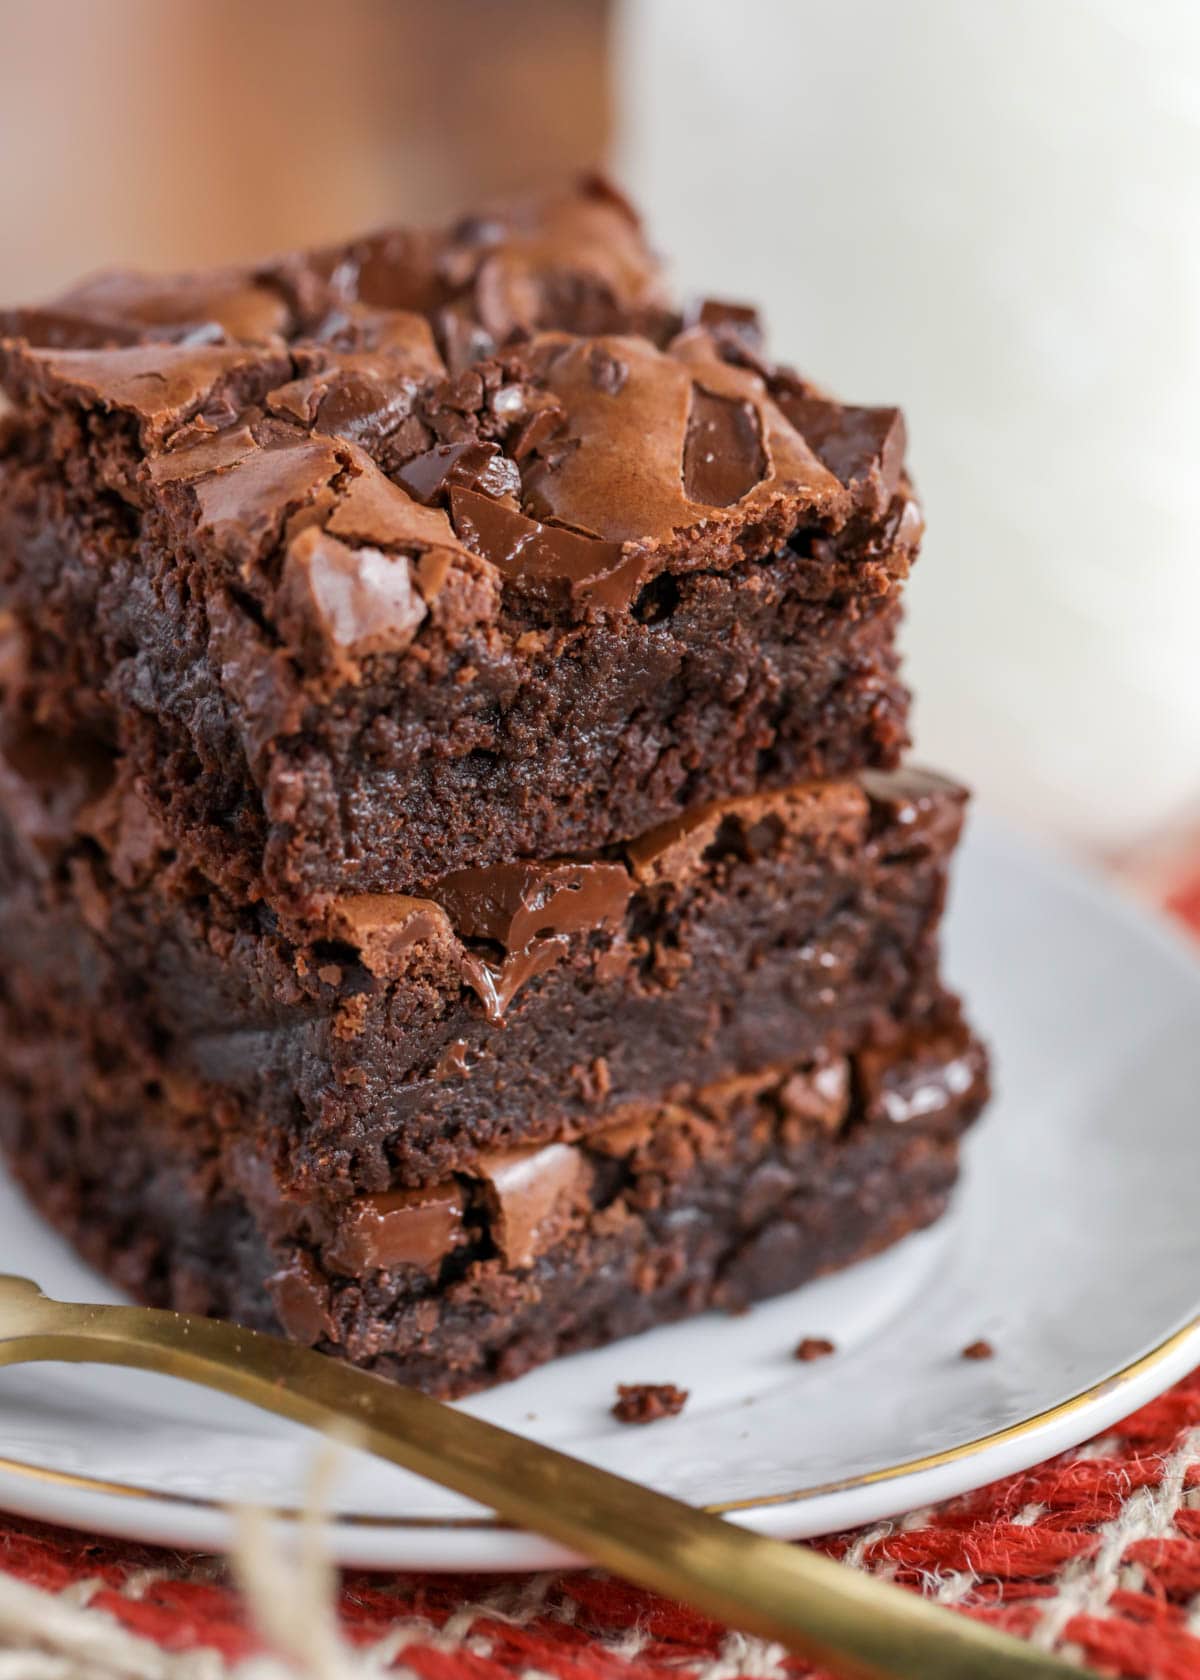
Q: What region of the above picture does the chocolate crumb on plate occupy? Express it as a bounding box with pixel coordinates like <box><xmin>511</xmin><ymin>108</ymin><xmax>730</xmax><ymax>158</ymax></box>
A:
<box><xmin>612</xmin><ymin>1383</ymin><xmax>689</xmax><ymax>1424</ymax></box>
<box><xmin>961</xmin><ymin>1339</ymin><xmax>995</xmax><ymax>1361</ymax></box>
<box><xmin>794</xmin><ymin>1337</ymin><xmax>837</xmax><ymax>1362</ymax></box>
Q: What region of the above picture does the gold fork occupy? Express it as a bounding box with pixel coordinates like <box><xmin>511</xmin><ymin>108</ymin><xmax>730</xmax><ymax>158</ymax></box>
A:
<box><xmin>0</xmin><ymin>1275</ymin><xmax>1088</xmax><ymax>1680</ymax></box>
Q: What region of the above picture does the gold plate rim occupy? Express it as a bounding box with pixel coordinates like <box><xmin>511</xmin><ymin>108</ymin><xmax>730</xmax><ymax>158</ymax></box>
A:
<box><xmin>0</xmin><ymin>1312</ymin><xmax>1194</xmax><ymax>1532</ymax></box>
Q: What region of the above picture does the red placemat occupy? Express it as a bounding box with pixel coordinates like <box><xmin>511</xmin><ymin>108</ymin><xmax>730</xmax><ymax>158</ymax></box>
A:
<box><xmin>3</xmin><ymin>872</ymin><xmax>1199</xmax><ymax>1679</ymax></box>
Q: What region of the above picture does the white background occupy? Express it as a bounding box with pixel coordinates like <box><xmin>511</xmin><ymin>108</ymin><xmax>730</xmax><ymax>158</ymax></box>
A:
<box><xmin>617</xmin><ymin>0</ymin><xmax>1200</xmax><ymax>853</ymax></box>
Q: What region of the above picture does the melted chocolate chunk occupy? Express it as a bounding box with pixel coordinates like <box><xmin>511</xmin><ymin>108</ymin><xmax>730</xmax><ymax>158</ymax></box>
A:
<box><xmin>435</xmin><ymin>858</ymin><xmax>632</xmax><ymax>952</ymax></box>
<box><xmin>860</xmin><ymin>767</ymin><xmax>967</xmax><ymax>857</ymax></box>
<box><xmin>270</xmin><ymin>367</ymin><xmax>416</xmax><ymax>443</ymax></box>
<box><xmin>476</xmin><ymin>1143</ymin><xmax>589</xmax><ymax>1268</ymax></box>
<box><xmin>458</xmin><ymin>939</ymin><xmax>568</xmax><ymax>1022</ymax></box>
<box><xmin>266</xmin><ymin>1254</ymin><xmax>334</xmax><ymax>1346</ymax></box>
<box><xmin>448</xmin><ymin>486</ymin><xmax>647</xmax><ymax>611</ymax></box>
<box><xmin>326</xmin><ymin>1186</ymin><xmax>465</xmax><ymax>1273</ymax></box>
<box><xmin>435</xmin><ymin>856</ymin><xmax>633</xmax><ymax>1020</ymax></box>
<box><xmin>336</xmin><ymin>230</ymin><xmax>447</xmax><ymax>314</ymax></box>
<box><xmin>773</xmin><ymin>393</ymin><xmax>907</xmax><ymax>516</ymax></box>
<box><xmin>682</xmin><ymin>385</ymin><xmax>767</xmax><ymax>507</ymax></box>
<box><xmin>325</xmin><ymin>895</ymin><xmax>454</xmax><ymax>979</ymax></box>
<box><xmin>397</xmin><ymin>440</ymin><xmax>520</xmax><ymax>505</ymax></box>
<box><xmin>324</xmin><ymin>835</ymin><xmax>653</xmax><ymax>1022</ymax></box>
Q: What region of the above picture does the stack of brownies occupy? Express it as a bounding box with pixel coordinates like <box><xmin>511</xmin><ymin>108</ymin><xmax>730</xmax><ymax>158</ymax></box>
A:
<box><xmin>0</xmin><ymin>179</ymin><xmax>987</xmax><ymax>1394</ymax></box>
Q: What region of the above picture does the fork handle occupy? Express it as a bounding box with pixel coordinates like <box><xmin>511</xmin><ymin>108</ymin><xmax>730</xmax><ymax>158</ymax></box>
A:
<box><xmin>0</xmin><ymin>1285</ymin><xmax>1086</xmax><ymax>1680</ymax></box>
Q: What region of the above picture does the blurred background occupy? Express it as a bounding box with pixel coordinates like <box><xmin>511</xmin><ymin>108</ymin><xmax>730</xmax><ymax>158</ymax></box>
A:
<box><xmin>2</xmin><ymin>0</ymin><xmax>1197</xmax><ymax>865</ymax></box>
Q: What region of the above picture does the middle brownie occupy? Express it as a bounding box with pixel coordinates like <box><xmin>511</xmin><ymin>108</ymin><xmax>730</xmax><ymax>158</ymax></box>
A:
<box><xmin>0</xmin><ymin>728</ymin><xmax>966</xmax><ymax>1199</ymax></box>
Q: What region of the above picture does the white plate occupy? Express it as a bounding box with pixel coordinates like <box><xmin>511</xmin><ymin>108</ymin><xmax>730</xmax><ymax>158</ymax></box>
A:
<box><xmin>1</xmin><ymin>811</ymin><xmax>1198</xmax><ymax>1570</ymax></box>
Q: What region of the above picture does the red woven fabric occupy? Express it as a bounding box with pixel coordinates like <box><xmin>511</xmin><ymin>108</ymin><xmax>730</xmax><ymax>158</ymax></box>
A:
<box><xmin>2</xmin><ymin>875</ymin><xmax>1198</xmax><ymax>1678</ymax></box>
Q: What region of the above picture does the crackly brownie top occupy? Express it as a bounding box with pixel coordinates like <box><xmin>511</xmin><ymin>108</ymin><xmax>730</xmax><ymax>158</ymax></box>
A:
<box><xmin>1</xmin><ymin>175</ymin><xmax>668</xmax><ymax>354</ymax></box>
<box><xmin>0</xmin><ymin>176</ymin><xmax>915</xmax><ymax>642</ymax></box>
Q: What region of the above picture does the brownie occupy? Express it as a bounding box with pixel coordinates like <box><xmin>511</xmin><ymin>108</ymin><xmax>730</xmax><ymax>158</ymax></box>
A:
<box><xmin>0</xmin><ymin>993</ymin><xmax>988</xmax><ymax>1396</ymax></box>
<box><xmin>0</xmin><ymin>178</ymin><xmax>916</xmax><ymax>914</ymax></box>
<box><xmin>0</xmin><ymin>179</ymin><xmax>989</xmax><ymax>1396</ymax></box>
<box><xmin>0</xmin><ymin>717</ymin><xmax>967</xmax><ymax>1194</ymax></box>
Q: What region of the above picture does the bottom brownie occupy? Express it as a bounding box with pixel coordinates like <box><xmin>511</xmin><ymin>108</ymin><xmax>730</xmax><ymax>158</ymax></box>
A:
<box><xmin>0</xmin><ymin>999</ymin><xmax>987</xmax><ymax>1395</ymax></box>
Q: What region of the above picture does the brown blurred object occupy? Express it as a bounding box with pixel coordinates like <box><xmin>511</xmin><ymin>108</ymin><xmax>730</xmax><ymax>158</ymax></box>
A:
<box><xmin>0</xmin><ymin>0</ymin><xmax>612</xmax><ymax>299</ymax></box>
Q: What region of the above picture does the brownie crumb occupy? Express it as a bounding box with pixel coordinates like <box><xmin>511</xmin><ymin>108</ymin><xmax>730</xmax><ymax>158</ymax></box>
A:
<box><xmin>612</xmin><ymin>1383</ymin><xmax>689</xmax><ymax>1424</ymax></box>
<box><xmin>794</xmin><ymin>1337</ymin><xmax>837</xmax><ymax>1362</ymax></box>
<box><xmin>961</xmin><ymin>1339</ymin><xmax>994</xmax><ymax>1361</ymax></box>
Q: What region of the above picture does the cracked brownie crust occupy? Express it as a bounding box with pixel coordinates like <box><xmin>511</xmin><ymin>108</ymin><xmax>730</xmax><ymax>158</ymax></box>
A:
<box><xmin>0</xmin><ymin>178</ymin><xmax>916</xmax><ymax>912</ymax></box>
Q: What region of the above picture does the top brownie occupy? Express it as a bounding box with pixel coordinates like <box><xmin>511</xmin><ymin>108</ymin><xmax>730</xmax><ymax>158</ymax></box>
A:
<box><xmin>0</xmin><ymin>177</ymin><xmax>918</xmax><ymax>913</ymax></box>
